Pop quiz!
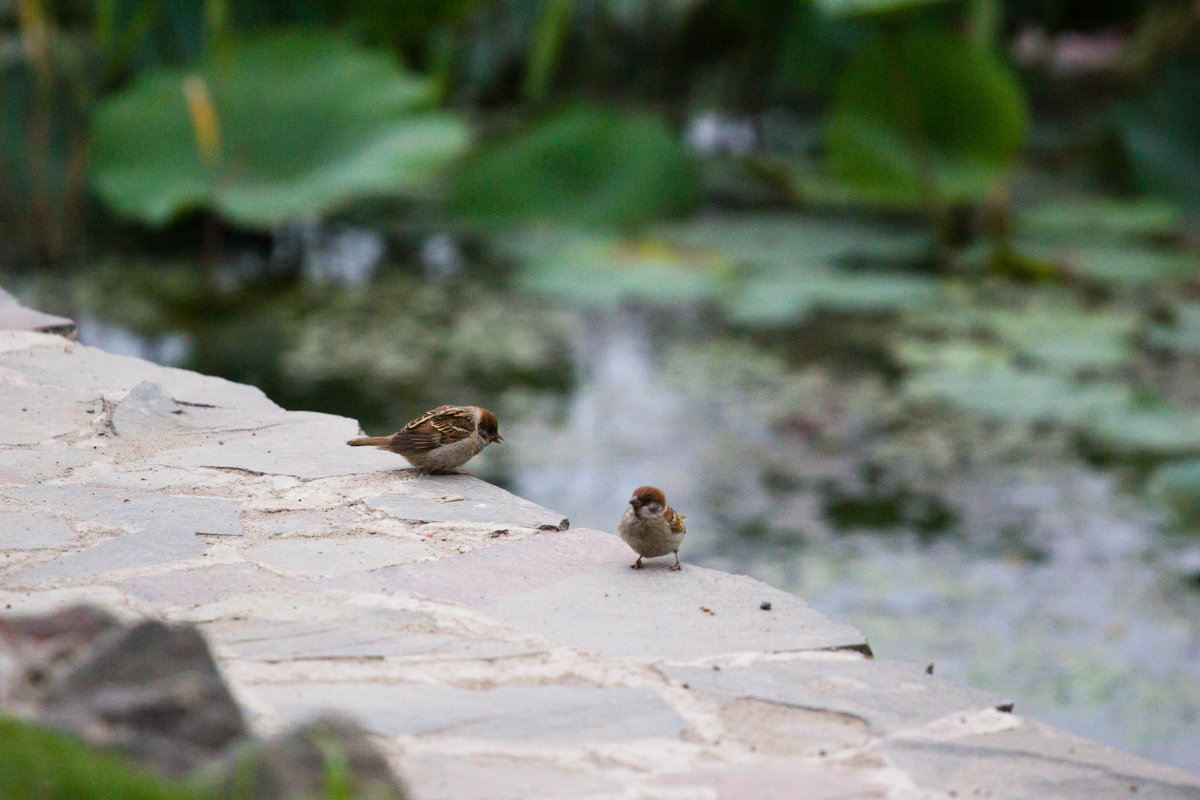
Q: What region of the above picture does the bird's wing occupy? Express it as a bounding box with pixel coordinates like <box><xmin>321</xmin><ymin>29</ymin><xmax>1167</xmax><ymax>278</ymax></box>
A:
<box><xmin>664</xmin><ymin>508</ymin><xmax>687</xmax><ymax>534</ymax></box>
<box><xmin>393</xmin><ymin>406</ymin><xmax>474</xmax><ymax>452</ymax></box>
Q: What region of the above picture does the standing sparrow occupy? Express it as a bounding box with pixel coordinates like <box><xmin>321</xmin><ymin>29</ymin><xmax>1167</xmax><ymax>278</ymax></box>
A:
<box><xmin>347</xmin><ymin>405</ymin><xmax>502</xmax><ymax>474</ymax></box>
<box><xmin>618</xmin><ymin>486</ymin><xmax>687</xmax><ymax>571</ymax></box>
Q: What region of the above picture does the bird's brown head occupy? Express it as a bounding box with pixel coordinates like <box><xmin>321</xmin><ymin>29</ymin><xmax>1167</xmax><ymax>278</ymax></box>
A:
<box><xmin>629</xmin><ymin>485</ymin><xmax>667</xmax><ymax>517</ymax></box>
<box><xmin>479</xmin><ymin>408</ymin><xmax>502</xmax><ymax>444</ymax></box>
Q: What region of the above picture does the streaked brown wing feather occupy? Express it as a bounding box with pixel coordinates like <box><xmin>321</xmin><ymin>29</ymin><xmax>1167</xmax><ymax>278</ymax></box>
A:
<box><xmin>393</xmin><ymin>406</ymin><xmax>473</xmax><ymax>452</ymax></box>
<box><xmin>665</xmin><ymin>507</ymin><xmax>687</xmax><ymax>534</ymax></box>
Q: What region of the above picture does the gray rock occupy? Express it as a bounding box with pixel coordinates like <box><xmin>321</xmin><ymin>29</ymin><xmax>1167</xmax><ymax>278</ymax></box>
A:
<box><xmin>214</xmin><ymin>617</ymin><xmax>448</xmax><ymax>661</ymax></box>
<box><xmin>401</xmin><ymin>754</ymin><xmax>618</xmax><ymax>800</ymax></box>
<box><xmin>881</xmin><ymin>717</ymin><xmax>1200</xmax><ymax>800</ymax></box>
<box><xmin>111</xmin><ymin>381</ymin><xmax>183</xmax><ymax>437</ymax></box>
<box><xmin>0</xmin><ymin>288</ymin><xmax>74</xmax><ymax>335</ymax></box>
<box><xmin>120</xmin><ymin>564</ymin><xmax>287</xmax><ymax>607</ymax></box>
<box><xmin>0</xmin><ymin>511</ymin><xmax>77</xmax><ymax>549</ymax></box>
<box><xmin>40</xmin><ymin>619</ymin><xmax>247</xmax><ymax>775</ymax></box>
<box><xmin>659</xmin><ymin>657</ymin><xmax>1010</xmax><ymax>736</ymax></box>
<box><xmin>365</xmin><ymin>475</ymin><xmax>569</xmax><ymax>529</ymax></box>
<box><xmin>319</xmin><ymin>529</ymin><xmax>865</xmax><ymax>659</ymax></box>
<box><xmin>0</xmin><ymin>606</ymin><xmax>123</xmax><ymax>701</ymax></box>
<box><xmin>253</xmin><ymin>683</ymin><xmax>687</xmax><ymax>742</ymax></box>
<box><xmin>199</xmin><ymin>715</ymin><xmax>407</xmax><ymax>800</ymax></box>
<box><xmin>652</xmin><ymin>761</ymin><xmax>887</xmax><ymax>799</ymax></box>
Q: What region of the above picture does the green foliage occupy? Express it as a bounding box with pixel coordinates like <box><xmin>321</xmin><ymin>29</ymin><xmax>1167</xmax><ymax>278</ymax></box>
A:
<box><xmin>826</xmin><ymin>30</ymin><xmax>1027</xmax><ymax>208</ymax></box>
<box><xmin>90</xmin><ymin>31</ymin><xmax>470</xmax><ymax>229</ymax></box>
<box><xmin>1115</xmin><ymin>62</ymin><xmax>1200</xmax><ymax>208</ymax></box>
<box><xmin>452</xmin><ymin>106</ymin><xmax>699</xmax><ymax>229</ymax></box>
<box><xmin>815</xmin><ymin>0</ymin><xmax>954</xmax><ymax>16</ymax></box>
<box><xmin>0</xmin><ymin>717</ymin><xmax>212</xmax><ymax>800</ymax></box>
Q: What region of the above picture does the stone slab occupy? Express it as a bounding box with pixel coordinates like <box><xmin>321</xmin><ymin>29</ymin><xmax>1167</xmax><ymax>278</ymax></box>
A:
<box><xmin>0</xmin><ymin>383</ymin><xmax>96</xmax><ymax>444</ymax></box>
<box><xmin>881</xmin><ymin>717</ymin><xmax>1200</xmax><ymax>800</ymax></box>
<box><xmin>120</xmin><ymin>563</ymin><xmax>287</xmax><ymax>607</ymax></box>
<box><xmin>659</xmin><ymin>658</ymin><xmax>1010</xmax><ymax>736</ymax></box>
<box><xmin>5</xmin><ymin>486</ymin><xmax>242</xmax><ymax>582</ymax></box>
<box><xmin>149</xmin><ymin>413</ymin><xmax>402</xmax><ymax>479</ymax></box>
<box><xmin>243</xmin><ymin>537</ymin><xmax>432</xmax><ymax>577</ymax></box>
<box><xmin>0</xmin><ymin>511</ymin><xmax>77</xmax><ymax>549</ymax></box>
<box><xmin>217</xmin><ymin>620</ymin><xmax>454</xmax><ymax>660</ymax></box>
<box><xmin>0</xmin><ymin>448</ymin><xmax>94</xmax><ymax>482</ymax></box>
<box><xmin>400</xmin><ymin>754</ymin><xmax>620</xmax><ymax>800</ymax></box>
<box><xmin>3</xmin><ymin>485</ymin><xmax>243</xmax><ymax>537</ymax></box>
<box><xmin>252</xmin><ymin>682</ymin><xmax>687</xmax><ymax>742</ymax></box>
<box><xmin>654</xmin><ymin>761</ymin><xmax>886</xmax><ymax>800</ymax></box>
<box><xmin>0</xmin><ymin>336</ymin><xmax>280</xmax><ymax>413</ymax></box>
<box><xmin>363</xmin><ymin>474</ymin><xmax>569</xmax><ymax>530</ymax></box>
<box><xmin>311</xmin><ymin>529</ymin><xmax>866</xmax><ymax>659</ymax></box>
<box><xmin>0</xmin><ymin>288</ymin><xmax>74</xmax><ymax>335</ymax></box>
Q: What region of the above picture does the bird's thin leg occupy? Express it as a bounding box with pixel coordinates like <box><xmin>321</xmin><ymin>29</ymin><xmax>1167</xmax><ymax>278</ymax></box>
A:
<box><xmin>670</xmin><ymin>552</ymin><xmax>682</xmax><ymax>571</ymax></box>
<box><xmin>631</xmin><ymin>556</ymin><xmax>643</xmax><ymax>570</ymax></box>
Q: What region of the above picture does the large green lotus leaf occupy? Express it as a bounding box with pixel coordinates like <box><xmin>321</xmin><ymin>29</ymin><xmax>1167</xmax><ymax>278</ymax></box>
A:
<box><xmin>902</xmin><ymin>365</ymin><xmax>1128</xmax><ymax>423</ymax></box>
<box><xmin>452</xmin><ymin>106</ymin><xmax>699</xmax><ymax>229</ymax></box>
<box><xmin>1115</xmin><ymin>62</ymin><xmax>1200</xmax><ymax>209</ymax></box>
<box><xmin>1016</xmin><ymin>198</ymin><xmax>1182</xmax><ymax>241</ymax></box>
<box><xmin>827</xmin><ymin>31</ymin><xmax>1026</xmax><ymax>206</ymax></box>
<box><xmin>1053</xmin><ymin>242</ymin><xmax>1200</xmax><ymax>286</ymax></box>
<box><xmin>91</xmin><ymin>31</ymin><xmax>469</xmax><ymax>228</ymax></box>
<box><xmin>514</xmin><ymin>231</ymin><xmax>736</xmax><ymax>307</ymax></box>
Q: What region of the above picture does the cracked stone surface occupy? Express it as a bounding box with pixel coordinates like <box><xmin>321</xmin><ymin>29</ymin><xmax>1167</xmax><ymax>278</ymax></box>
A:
<box><xmin>1</xmin><ymin>325</ymin><xmax>1197</xmax><ymax>799</ymax></box>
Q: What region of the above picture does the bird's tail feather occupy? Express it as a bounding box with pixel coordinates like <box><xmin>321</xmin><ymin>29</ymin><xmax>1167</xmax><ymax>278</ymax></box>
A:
<box><xmin>346</xmin><ymin>436</ymin><xmax>392</xmax><ymax>448</ymax></box>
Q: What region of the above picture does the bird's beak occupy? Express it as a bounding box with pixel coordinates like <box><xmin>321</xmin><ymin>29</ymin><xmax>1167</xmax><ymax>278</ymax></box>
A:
<box><xmin>628</xmin><ymin>498</ymin><xmax>639</xmax><ymax>508</ymax></box>
<box><xmin>492</xmin><ymin>434</ymin><xmax>503</xmax><ymax>444</ymax></box>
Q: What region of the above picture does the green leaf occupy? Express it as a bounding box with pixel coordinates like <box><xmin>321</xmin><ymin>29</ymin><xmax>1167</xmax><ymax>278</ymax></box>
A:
<box><xmin>902</xmin><ymin>365</ymin><xmax>1128</xmax><ymax>423</ymax></box>
<box><xmin>90</xmin><ymin>31</ymin><xmax>469</xmax><ymax>228</ymax></box>
<box><xmin>1016</xmin><ymin>198</ymin><xmax>1182</xmax><ymax>241</ymax></box>
<box><xmin>1082</xmin><ymin>408</ymin><xmax>1200</xmax><ymax>459</ymax></box>
<box><xmin>1115</xmin><ymin>62</ymin><xmax>1200</xmax><ymax>209</ymax></box>
<box><xmin>1146</xmin><ymin>303</ymin><xmax>1200</xmax><ymax>355</ymax></box>
<box><xmin>827</xmin><ymin>31</ymin><xmax>1026</xmax><ymax>207</ymax></box>
<box><xmin>1149</xmin><ymin>459</ymin><xmax>1200</xmax><ymax>522</ymax></box>
<box><xmin>815</xmin><ymin>0</ymin><xmax>953</xmax><ymax>16</ymax></box>
<box><xmin>512</xmin><ymin>230</ymin><xmax>735</xmax><ymax>307</ymax></box>
<box><xmin>452</xmin><ymin>106</ymin><xmax>699</xmax><ymax>229</ymax></box>
<box><xmin>980</xmin><ymin>307</ymin><xmax>1139</xmax><ymax>372</ymax></box>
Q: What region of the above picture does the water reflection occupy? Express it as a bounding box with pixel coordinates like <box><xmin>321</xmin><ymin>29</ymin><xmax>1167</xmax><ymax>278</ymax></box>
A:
<box><xmin>49</xmin><ymin>260</ymin><xmax>1200</xmax><ymax>774</ymax></box>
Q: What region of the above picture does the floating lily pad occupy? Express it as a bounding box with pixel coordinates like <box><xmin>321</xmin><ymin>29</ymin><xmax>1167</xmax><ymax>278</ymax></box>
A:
<box><xmin>1052</xmin><ymin>243</ymin><xmax>1200</xmax><ymax>286</ymax></box>
<box><xmin>1145</xmin><ymin>303</ymin><xmax>1200</xmax><ymax>355</ymax></box>
<box><xmin>91</xmin><ymin>32</ymin><xmax>469</xmax><ymax>228</ymax></box>
<box><xmin>1016</xmin><ymin>198</ymin><xmax>1182</xmax><ymax>241</ymax></box>
<box><xmin>890</xmin><ymin>338</ymin><xmax>1009</xmax><ymax>371</ymax></box>
<box><xmin>980</xmin><ymin>307</ymin><xmax>1139</xmax><ymax>372</ymax></box>
<box><xmin>1149</xmin><ymin>460</ymin><xmax>1200</xmax><ymax>522</ymax></box>
<box><xmin>1080</xmin><ymin>408</ymin><xmax>1200</xmax><ymax>459</ymax></box>
<box><xmin>515</xmin><ymin>232</ymin><xmax>735</xmax><ymax>307</ymax></box>
<box><xmin>725</xmin><ymin>268</ymin><xmax>941</xmax><ymax>326</ymax></box>
<box><xmin>902</xmin><ymin>365</ymin><xmax>1128</xmax><ymax>423</ymax></box>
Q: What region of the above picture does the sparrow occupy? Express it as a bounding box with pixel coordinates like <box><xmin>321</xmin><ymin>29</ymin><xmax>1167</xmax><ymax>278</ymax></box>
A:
<box><xmin>346</xmin><ymin>405</ymin><xmax>502</xmax><ymax>475</ymax></box>
<box><xmin>618</xmin><ymin>486</ymin><xmax>687</xmax><ymax>571</ymax></box>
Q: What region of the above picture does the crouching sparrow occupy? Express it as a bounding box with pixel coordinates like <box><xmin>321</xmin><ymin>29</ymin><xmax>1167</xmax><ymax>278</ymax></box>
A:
<box><xmin>347</xmin><ymin>405</ymin><xmax>502</xmax><ymax>475</ymax></box>
<box><xmin>618</xmin><ymin>486</ymin><xmax>687</xmax><ymax>571</ymax></box>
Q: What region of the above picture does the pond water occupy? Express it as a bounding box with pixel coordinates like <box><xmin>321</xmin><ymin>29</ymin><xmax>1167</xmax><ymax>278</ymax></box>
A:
<box><xmin>25</xmin><ymin>216</ymin><xmax>1200</xmax><ymax>774</ymax></box>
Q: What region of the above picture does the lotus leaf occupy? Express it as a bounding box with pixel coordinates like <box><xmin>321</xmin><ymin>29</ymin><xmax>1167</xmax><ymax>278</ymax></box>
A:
<box><xmin>1017</xmin><ymin>198</ymin><xmax>1182</xmax><ymax>241</ymax></box>
<box><xmin>902</xmin><ymin>365</ymin><xmax>1128</xmax><ymax>423</ymax></box>
<box><xmin>827</xmin><ymin>30</ymin><xmax>1026</xmax><ymax>207</ymax></box>
<box><xmin>452</xmin><ymin>106</ymin><xmax>698</xmax><ymax>229</ymax></box>
<box><xmin>1146</xmin><ymin>304</ymin><xmax>1200</xmax><ymax>355</ymax></box>
<box><xmin>1081</xmin><ymin>408</ymin><xmax>1200</xmax><ymax>459</ymax></box>
<box><xmin>91</xmin><ymin>31</ymin><xmax>469</xmax><ymax>228</ymax></box>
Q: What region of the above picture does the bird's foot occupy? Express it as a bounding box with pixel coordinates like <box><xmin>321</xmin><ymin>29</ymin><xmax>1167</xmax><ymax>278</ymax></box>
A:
<box><xmin>631</xmin><ymin>557</ymin><xmax>644</xmax><ymax>570</ymax></box>
<box><xmin>431</xmin><ymin>469</ymin><xmax>472</xmax><ymax>476</ymax></box>
<box><xmin>669</xmin><ymin>563</ymin><xmax>682</xmax><ymax>571</ymax></box>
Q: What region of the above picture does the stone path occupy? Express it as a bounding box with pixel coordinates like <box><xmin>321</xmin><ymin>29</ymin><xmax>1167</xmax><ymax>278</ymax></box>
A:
<box><xmin>1</xmin><ymin>313</ymin><xmax>1199</xmax><ymax>798</ymax></box>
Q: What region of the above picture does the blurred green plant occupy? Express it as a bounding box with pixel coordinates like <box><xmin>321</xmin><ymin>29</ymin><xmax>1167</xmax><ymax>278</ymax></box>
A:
<box><xmin>826</xmin><ymin>29</ymin><xmax>1027</xmax><ymax>253</ymax></box>
<box><xmin>89</xmin><ymin>31</ymin><xmax>469</xmax><ymax>229</ymax></box>
<box><xmin>452</xmin><ymin>105</ymin><xmax>698</xmax><ymax>229</ymax></box>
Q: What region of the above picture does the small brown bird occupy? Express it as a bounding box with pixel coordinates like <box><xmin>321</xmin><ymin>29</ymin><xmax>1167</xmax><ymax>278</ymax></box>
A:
<box><xmin>618</xmin><ymin>486</ymin><xmax>687</xmax><ymax>571</ymax></box>
<box><xmin>346</xmin><ymin>405</ymin><xmax>502</xmax><ymax>475</ymax></box>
